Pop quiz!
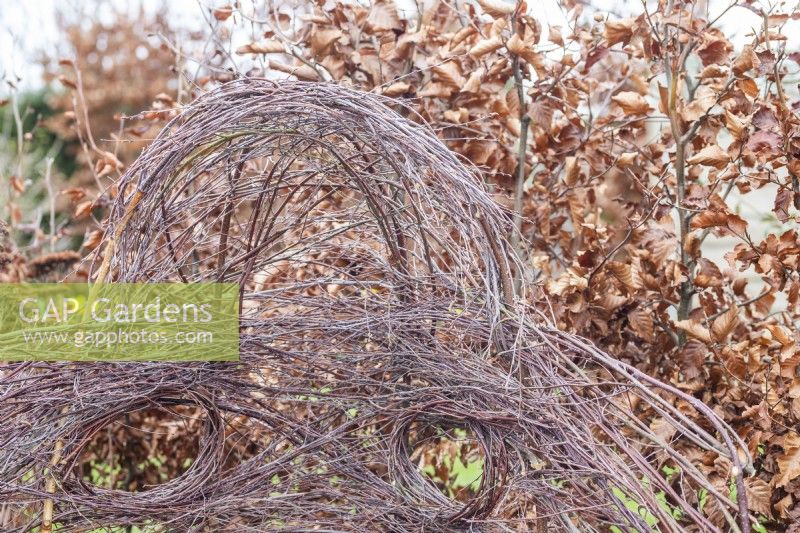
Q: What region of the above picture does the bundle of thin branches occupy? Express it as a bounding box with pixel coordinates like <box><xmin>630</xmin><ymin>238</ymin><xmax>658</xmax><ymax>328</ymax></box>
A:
<box><xmin>0</xmin><ymin>79</ymin><xmax>753</xmax><ymax>532</ymax></box>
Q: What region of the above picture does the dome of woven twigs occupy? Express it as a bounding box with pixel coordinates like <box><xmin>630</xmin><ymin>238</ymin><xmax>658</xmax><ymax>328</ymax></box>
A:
<box><xmin>1</xmin><ymin>80</ymin><xmax>752</xmax><ymax>532</ymax></box>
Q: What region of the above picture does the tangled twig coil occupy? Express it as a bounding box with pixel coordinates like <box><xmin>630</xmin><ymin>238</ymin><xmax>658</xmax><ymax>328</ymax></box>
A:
<box><xmin>1</xmin><ymin>80</ymin><xmax>751</xmax><ymax>532</ymax></box>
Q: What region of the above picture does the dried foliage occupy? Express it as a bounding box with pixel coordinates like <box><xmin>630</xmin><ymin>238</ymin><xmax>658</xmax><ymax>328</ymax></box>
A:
<box><xmin>0</xmin><ymin>80</ymin><xmax>752</xmax><ymax>531</ymax></box>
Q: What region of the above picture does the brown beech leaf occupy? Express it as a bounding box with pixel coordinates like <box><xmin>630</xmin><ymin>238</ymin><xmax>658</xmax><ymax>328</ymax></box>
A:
<box><xmin>443</xmin><ymin>108</ymin><xmax>468</xmax><ymax>124</ymax></box>
<box><xmin>650</xmin><ymin>416</ymin><xmax>677</xmax><ymax>442</ymax></box>
<box><xmin>599</xmin><ymin>292</ymin><xmax>628</xmax><ymax>311</ymax></box>
<box><xmin>733</xmin><ymin>45</ymin><xmax>759</xmax><ymax>76</ymax></box>
<box><xmin>469</xmin><ymin>37</ymin><xmax>503</xmax><ymax>59</ymax></box>
<box><xmin>462</xmin><ymin>70</ymin><xmax>483</xmax><ymax>93</ymax></box>
<box><xmin>775</xmin><ymin>494</ymin><xmax>793</xmax><ymax>519</ymax></box>
<box><xmin>775</xmin><ymin>187</ymin><xmax>793</xmax><ymax>223</ymax></box>
<box><xmin>489</xmin><ymin>17</ymin><xmax>508</xmax><ymax>38</ymax></box>
<box><xmin>268</xmin><ymin>60</ymin><xmax>319</xmax><ymax>81</ymax></box>
<box><xmin>58</xmin><ymin>75</ymin><xmax>77</xmax><ymax>89</ymax></box>
<box><xmin>681</xmin><ymin>85</ymin><xmax>717</xmax><ymax>121</ymax></box>
<box><xmin>506</xmin><ymin>33</ymin><xmax>525</xmax><ymax>55</ymax></box>
<box><xmin>310</xmin><ymin>28</ymin><xmax>342</xmax><ymax>56</ymax></box>
<box><xmin>719</xmin><ymin>344</ymin><xmax>747</xmax><ymax>379</ymax></box>
<box><xmin>564</xmin><ymin>156</ymin><xmax>579</xmax><ymax>186</ymax></box>
<box><xmin>697</xmin><ymin>35</ymin><xmax>731</xmax><ymax>66</ymax></box>
<box><xmin>366</xmin><ymin>0</ymin><xmax>401</xmax><ymax>32</ymax></box>
<box><xmin>754</xmin><ymin>291</ymin><xmax>776</xmax><ymax>316</ymax></box>
<box><xmin>675</xmin><ymin>320</ymin><xmax>712</xmax><ymax>343</ymax></box>
<box><xmin>394</xmin><ymin>31</ymin><xmax>423</xmax><ymax>60</ymax></box>
<box><xmin>548</xmin><ymin>25</ymin><xmax>563</xmax><ymax>46</ymax></box>
<box><xmin>74</xmin><ymin>200</ymin><xmax>94</xmax><ymax>219</ymax></box>
<box><xmin>757</xmin><ymin>253</ymin><xmax>777</xmax><ymax>275</ymax></box>
<box><xmin>61</xmin><ymin>187</ymin><xmax>86</xmax><ymax>203</ymax></box>
<box><xmin>686</xmin><ymin>145</ymin><xmax>730</xmax><ymax>169</ymax></box>
<box><xmin>611</xmin><ymin>91</ymin><xmax>651</xmax><ymax>116</ymax></box>
<box><xmin>450</xmin><ymin>26</ymin><xmax>477</xmax><ymax>49</ymax></box>
<box><xmin>432</xmin><ymin>61</ymin><xmax>466</xmax><ymax>89</ymax></box>
<box><xmin>604</xmin><ymin>18</ymin><xmax>634</xmax><ymax>46</ymax></box>
<box><xmin>505</xmin><ymin>117</ymin><xmax>521</xmax><ymax>136</ymax></box>
<box><xmin>237</xmin><ymin>40</ymin><xmax>284</xmax><ymax>55</ymax></box>
<box><xmin>752</xmin><ymin>106</ymin><xmax>779</xmax><ymax>130</ymax></box>
<box><xmin>153</xmin><ymin>93</ymin><xmax>174</xmax><ymax>106</ymax></box>
<box><xmin>9</xmin><ymin>203</ymin><xmax>20</xmax><ymax>224</ymax></box>
<box><xmin>694</xmin><ymin>258</ymin><xmax>723</xmax><ymax>288</ymax></box>
<box><xmin>476</xmin><ymin>0</ymin><xmax>515</xmax><ymax>18</ymax></box>
<box><xmin>725</xmin><ymin>213</ymin><xmax>750</xmax><ymax>237</ymax></box>
<box><xmin>690</xmin><ymin>209</ymin><xmax>747</xmax><ymax>236</ymax></box>
<box><xmin>463</xmin><ymin>140</ymin><xmax>495</xmax><ymax>165</ymax></box>
<box><xmin>507</xmin><ymin>34</ymin><xmax>541</xmax><ymax>66</ymax></box>
<box><xmin>745</xmin><ymin>478</ymin><xmax>772</xmax><ymax>517</ymax></box>
<box><xmin>320</xmin><ymin>55</ymin><xmax>345</xmax><ymax>81</ymax></box>
<box><xmin>608</xmin><ymin>261</ymin><xmax>638</xmax><ymax>291</ymax></box>
<box><xmin>711</xmin><ymin>305</ymin><xmax>739</xmax><ymax>342</ymax></box>
<box><xmin>747</xmin><ymin>130</ymin><xmax>782</xmax><ymax>154</ymax></box>
<box><xmin>418</xmin><ymin>82</ymin><xmax>453</xmax><ymax>99</ymax></box>
<box><xmin>649</xmin><ymin>236</ymin><xmax>676</xmax><ymax>266</ymax></box>
<box><xmin>213</xmin><ymin>5</ymin><xmax>233</xmax><ymax>21</ymax></box>
<box><xmin>738</xmin><ymin>77</ymin><xmax>758</xmax><ymax>98</ymax></box>
<box><xmin>506</xmin><ymin>87</ymin><xmax>520</xmax><ymax>116</ymax></box>
<box><xmin>583</xmin><ymin>46</ymin><xmax>608</xmax><ymax>72</ymax></box>
<box><xmin>756</xmin><ymin>49</ymin><xmax>776</xmax><ymax>76</ymax></box>
<box><xmin>616</xmin><ymin>152</ymin><xmax>637</xmax><ymax>167</ymax></box>
<box><xmin>82</xmin><ymin>230</ymin><xmax>103</xmax><ymax>251</ymax></box>
<box><xmin>380</xmin><ymin>82</ymin><xmax>410</xmax><ymax>97</ymax></box>
<box><xmin>767</xmin><ymin>324</ymin><xmax>794</xmax><ymax>347</ymax></box>
<box><xmin>546</xmin><ymin>267</ymin><xmax>588</xmax><ymax>297</ymax></box>
<box><xmin>678</xmin><ymin>340</ymin><xmax>707</xmax><ymax>379</ymax></box>
<box><xmin>9</xmin><ymin>175</ymin><xmax>24</xmax><ymax>194</ymax></box>
<box><xmin>699</xmin><ymin>65</ymin><xmax>727</xmax><ymax>79</ymax></box>
<box><xmin>657</xmin><ymin>84</ymin><xmax>669</xmax><ymax>114</ymax></box>
<box><xmin>629</xmin><ymin>307</ymin><xmax>655</xmax><ymax>342</ymax></box>
<box><xmin>100</xmin><ymin>151</ymin><xmax>123</xmax><ymax>170</ymax></box>
<box><xmin>724</xmin><ymin>109</ymin><xmax>747</xmax><ymax>139</ymax></box>
<box><xmin>776</xmin><ymin>432</ymin><xmax>800</xmax><ymax>487</ymax></box>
